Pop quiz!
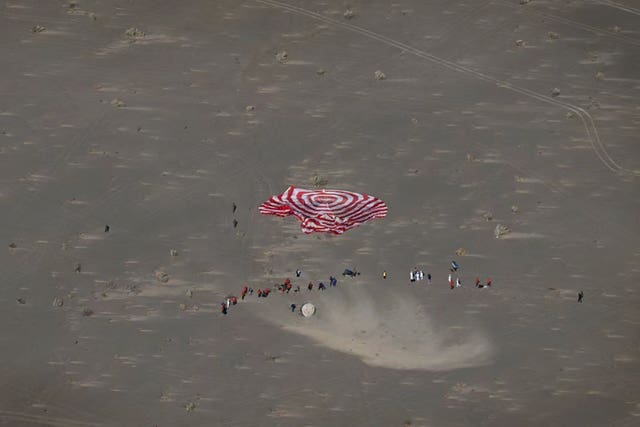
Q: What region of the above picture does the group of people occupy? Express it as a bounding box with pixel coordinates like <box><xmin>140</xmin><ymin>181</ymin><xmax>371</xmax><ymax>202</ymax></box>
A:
<box><xmin>221</xmin><ymin>270</ymin><xmax>342</xmax><ymax>315</ymax></box>
<box><xmin>399</xmin><ymin>260</ymin><xmax>492</xmax><ymax>291</ymax></box>
<box><xmin>409</xmin><ymin>268</ymin><xmax>431</xmax><ymax>283</ymax></box>
<box><xmin>221</xmin><ymin>260</ymin><xmax>497</xmax><ymax>315</ymax></box>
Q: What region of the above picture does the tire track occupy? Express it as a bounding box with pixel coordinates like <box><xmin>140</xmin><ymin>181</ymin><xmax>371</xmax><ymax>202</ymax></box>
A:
<box><xmin>497</xmin><ymin>0</ymin><xmax>640</xmax><ymax>46</ymax></box>
<box><xmin>596</xmin><ymin>0</ymin><xmax>640</xmax><ymax>16</ymax></box>
<box><xmin>255</xmin><ymin>0</ymin><xmax>635</xmax><ymax>176</ymax></box>
<box><xmin>0</xmin><ymin>410</ymin><xmax>100</xmax><ymax>427</ymax></box>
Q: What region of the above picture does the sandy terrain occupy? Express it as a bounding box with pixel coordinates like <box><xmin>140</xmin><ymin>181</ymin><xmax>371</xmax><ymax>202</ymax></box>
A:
<box><xmin>1</xmin><ymin>0</ymin><xmax>639</xmax><ymax>425</ymax></box>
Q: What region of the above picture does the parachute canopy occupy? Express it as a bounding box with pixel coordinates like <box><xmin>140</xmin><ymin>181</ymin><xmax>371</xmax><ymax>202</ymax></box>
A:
<box><xmin>259</xmin><ymin>186</ymin><xmax>388</xmax><ymax>234</ymax></box>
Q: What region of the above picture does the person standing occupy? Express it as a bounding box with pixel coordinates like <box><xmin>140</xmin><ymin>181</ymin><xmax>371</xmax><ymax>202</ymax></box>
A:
<box><xmin>308</xmin><ymin>282</ymin><xmax>313</xmax><ymax>291</ymax></box>
<box><xmin>486</xmin><ymin>278</ymin><xmax>492</xmax><ymax>287</ymax></box>
<box><xmin>427</xmin><ymin>273</ymin><xmax>432</xmax><ymax>284</ymax></box>
<box><xmin>578</xmin><ymin>291</ymin><xmax>584</xmax><ymax>303</ymax></box>
<box><xmin>291</xmin><ymin>303</ymin><xmax>297</xmax><ymax>312</ymax></box>
<box><xmin>296</xmin><ymin>269</ymin><xmax>301</xmax><ymax>277</ymax></box>
<box><xmin>383</xmin><ymin>271</ymin><xmax>387</xmax><ymax>279</ymax></box>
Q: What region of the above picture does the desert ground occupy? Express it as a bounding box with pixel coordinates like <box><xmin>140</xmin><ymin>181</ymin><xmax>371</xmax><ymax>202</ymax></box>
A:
<box><xmin>1</xmin><ymin>0</ymin><xmax>639</xmax><ymax>426</ymax></box>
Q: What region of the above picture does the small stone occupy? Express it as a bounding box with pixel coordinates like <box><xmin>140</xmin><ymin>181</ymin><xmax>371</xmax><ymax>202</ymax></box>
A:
<box><xmin>124</xmin><ymin>27</ymin><xmax>145</xmax><ymax>39</ymax></box>
<box><xmin>551</xmin><ymin>88</ymin><xmax>560</xmax><ymax>97</ymax></box>
<box><xmin>245</xmin><ymin>105</ymin><xmax>255</xmax><ymax>112</ymax></box>
<box><xmin>548</xmin><ymin>31</ymin><xmax>559</xmax><ymax>40</ymax></box>
<box><xmin>519</xmin><ymin>0</ymin><xmax>531</xmax><ymax>4</ymax></box>
<box><xmin>8</xmin><ymin>242</ymin><xmax>17</xmax><ymax>249</ymax></box>
<box><xmin>515</xmin><ymin>39</ymin><xmax>525</xmax><ymax>47</ymax></box>
<box><xmin>410</xmin><ymin>118</ymin><xmax>418</xmax><ymax>124</ymax></box>
<box><xmin>82</xmin><ymin>308</ymin><xmax>94</xmax><ymax>317</ymax></box>
<box><xmin>612</xmin><ymin>26</ymin><xmax>621</xmax><ymax>33</ymax></box>
<box><xmin>511</xmin><ymin>205</ymin><xmax>519</xmax><ymax>213</ymax></box>
<box><xmin>16</xmin><ymin>298</ymin><xmax>26</xmax><ymax>305</ymax></box>
<box><xmin>311</xmin><ymin>174</ymin><xmax>329</xmax><ymax>188</ymax></box>
<box><xmin>74</xmin><ymin>263</ymin><xmax>82</xmax><ymax>273</ymax></box>
<box><xmin>494</xmin><ymin>223</ymin><xmax>511</xmax><ymax>239</ymax></box>
<box><xmin>482</xmin><ymin>211</ymin><xmax>493</xmax><ymax>221</ymax></box>
<box><xmin>179</xmin><ymin>303</ymin><xmax>187</xmax><ymax>311</ymax></box>
<box><xmin>466</xmin><ymin>153</ymin><xmax>476</xmax><ymax>162</ymax></box>
<box><xmin>156</xmin><ymin>271</ymin><xmax>170</xmax><ymax>283</ymax></box>
<box><xmin>455</xmin><ymin>248</ymin><xmax>467</xmax><ymax>256</ymax></box>
<box><xmin>344</xmin><ymin>9</ymin><xmax>355</xmax><ymax>20</ymax></box>
<box><xmin>565</xmin><ymin>111</ymin><xmax>574</xmax><ymax>119</ymax></box>
<box><xmin>110</xmin><ymin>98</ymin><xmax>126</xmax><ymax>108</ymax></box>
<box><xmin>32</xmin><ymin>25</ymin><xmax>46</xmax><ymax>33</ymax></box>
<box><xmin>595</xmin><ymin>71</ymin><xmax>605</xmax><ymax>80</ymax></box>
<box><xmin>374</xmin><ymin>70</ymin><xmax>386</xmax><ymax>80</ymax></box>
<box><xmin>316</xmin><ymin>68</ymin><xmax>326</xmax><ymax>76</ymax></box>
<box><xmin>52</xmin><ymin>297</ymin><xmax>64</xmax><ymax>307</ymax></box>
<box><xmin>275</xmin><ymin>51</ymin><xmax>288</xmax><ymax>63</ymax></box>
<box><xmin>170</xmin><ymin>249</ymin><xmax>178</xmax><ymax>257</ymax></box>
<box><xmin>185</xmin><ymin>402</ymin><xmax>196</xmax><ymax>412</ymax></box>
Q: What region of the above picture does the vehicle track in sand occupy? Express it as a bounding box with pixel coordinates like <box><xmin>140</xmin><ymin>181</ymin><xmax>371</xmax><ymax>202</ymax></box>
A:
<box><xmin>255</xmin><ymin>0</ymin><xmax>635</xmax><ymax>178</ymax></box>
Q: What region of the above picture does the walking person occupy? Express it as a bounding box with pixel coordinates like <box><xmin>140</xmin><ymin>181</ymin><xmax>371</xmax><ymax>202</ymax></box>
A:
<box><xmin>486</xmin><ymin>278</ymin><xmax>492</xmax><ymax>287</ymax></box>
<box><xmin>578</xmin><ymin>291</ymin><xmax>584</xmax><ymax>303</ymax></box>
<box><xmin>456</xmin><ymin>278</ymin><xmax>462</xmax><ymax>288</ymax></box>
<box><xmin>291</xmin><ymin>303</ymin><xmax>297</xmax><ymax>312</ymax></box>
<box><xmin>451</xmin><ymin>260</ymin><xmax>459</xmax><ymax>272</ymax></box>
<box><xmin>383</xmin><ymin>270</ymin><xmax>387</xmax><ymax>280</ymax></box>
<box><xmin>296</xmin><ymin>269</ymin><xmax>301</xmax><ymax>277</ymax></box>
<box><xmin>318</xmin><ymin>282</ymin><xmax>326</xmax><ymax>291</ymax></box>
<box><xmin>427</xmin><ymin>273</ymin><xmax>432</xmax><ymax>284</ymax></box>
<box><xmin>308</xmin><ymin>281</ymin><xmax>313</xmax><ymax>291</ymax></box>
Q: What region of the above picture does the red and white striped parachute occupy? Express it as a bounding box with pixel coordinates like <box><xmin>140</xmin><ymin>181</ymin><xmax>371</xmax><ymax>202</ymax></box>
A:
<box><xmin>259</xmin><ymin>186</ymin><xmax>388</xmax><ymax>234</ymax></box>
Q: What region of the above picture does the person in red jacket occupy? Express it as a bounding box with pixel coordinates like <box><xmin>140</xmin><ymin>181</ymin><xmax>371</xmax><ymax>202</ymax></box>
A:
<box><xmin>257</xmin><ymin>289</ymin><xmax>263</xmax><ymax>298</ymax></box>
<box><xmin>241</xmin><ymin>285</ymin><xmax>248</xmax><ymax>300</ymax></box>
<box><xmin>486</xmin><ymin>278</ymin><xmax>492</xmax><ymax>287</ymax></box>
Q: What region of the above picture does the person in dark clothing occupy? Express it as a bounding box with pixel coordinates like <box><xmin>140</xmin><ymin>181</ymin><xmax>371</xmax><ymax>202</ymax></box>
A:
<box><xmin>427</xmin><ymin>273</ymin><xmax>432</xmax><ymax>284</ymax></box>
<box><xmin>578</xmin><ymin>291</ymin><xmax>584</xmax><ymax>303</ymax></box>
<box><xmin>221</xmin><ymin>303</ymin><xmax>227</xmax><ymax>315</ymax></box>
<box><xmin>290</xmin><ymin>303</ymin><xmax>297</xmax><ymax>312</ymax></box>
<box><xmin>296</xmin><ymin>269</ymin><xmax>301</xmax><ymax>277</ymax></box>
<box><xmin>257</xmin><ymin>289</ymin><xmax>262</xmax><ymax>298</ymax></box>
<box><xmin>318</xmin><ymin>282</ymin><xmax>326</xmax><ymax>291</ymax></box>
<box><xmin>308</xmin><ymin>282</ymin><xmax>313</xmax><ymax>291</ymax></box>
